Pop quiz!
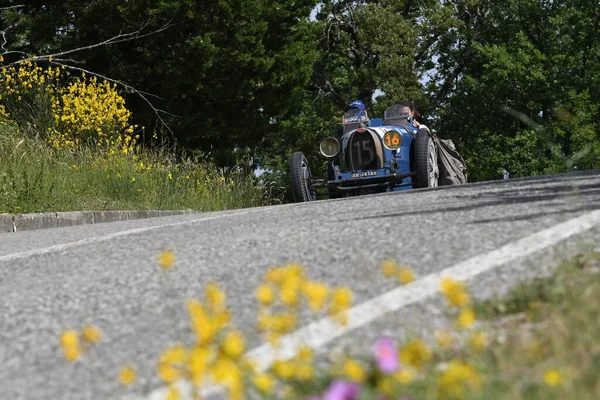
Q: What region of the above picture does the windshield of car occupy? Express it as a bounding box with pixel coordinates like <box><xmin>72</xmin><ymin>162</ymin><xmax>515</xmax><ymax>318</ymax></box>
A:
<box><xmin>384</xmin><ymin>104</ymin><xmax>411</xmax><ymax>126</ymax></box>
<box><xmin>343</xmin><ymin>108</ymin><xmax>368</xmax><ymax>124</ymax></box>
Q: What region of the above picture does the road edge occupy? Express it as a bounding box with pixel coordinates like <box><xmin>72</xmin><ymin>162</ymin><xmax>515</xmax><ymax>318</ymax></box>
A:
<box><xmin>0</xmin><ymin>210</ymin><xmax>199</xmax><ymax>233</ymax></box>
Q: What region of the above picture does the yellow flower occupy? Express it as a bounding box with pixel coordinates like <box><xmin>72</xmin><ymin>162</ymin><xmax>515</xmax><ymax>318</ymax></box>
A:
<box><xmin>399</xmin><ymin>339</ymin><xmax>432</xmax><ymax>370</ymax></box>
<box><xmin>131</xmin><ymin>177</ymin><xmax>136</xmax><ymax>182</ymax></box>
<box><xmin>256</xmin><ymin>284</ymin><xmax>274</xmax><ymax>306</ymax></box>
<box><xmin>469</xmin><ymin>331</ymin><xmax>487</xmax><ymax>352</ymax></box>
<box><xmin>435</xmin><ymin>330</ymin><xmax>455</xmax><ymax>350</ymax></box>
<box><xmin>440</xmin><ymin>278</ymin><xmax>471</xmax><ymax>308</ymax></box>
<box><xmin>302</xmin><ymin>281</ymin><xmax>329</xmax><ymax>311</ymax></box>
<box><xmin>81</xmin><ymin>325</ymin><xmax>102</xmax><ymax>344</ymax></box>
<box><xmin>168</xmin><ymin>173</ymin><xmax>173</xmax><ymax>180</ymax></box>
<box><xmin>543</xmin><ymin>369</ymin><xmax>562</xmax><ymax>387</ymax></box>
<box><xmin>205</xmin><ymin>282</ymin><xmax>226</xmax><ymax>310</ymax></box>
<box><xmin>165</xmin><ymin>386</ymin><xmax>180</xmax><ymax>400</ymax></box>
<box><xmin>395</xmin><ymin>368</ymin><xmax>416</xmax><ymax>384</ymax></box>
<box><xmin>396</xmin><ymin>267</ymin><xmax>415</xmax><ymax>285</ymax></box>
<box><xmin>158</xmin><ymin>362</ymin><xmax>181</xmax><ymax>383</ymax></box>
<box><xmin>60</xmin><ymin>329</ymin><xmax>81</xmax><ymax>362</ymax></box>
<box><xmin>456</xmin><ymin>308</ymin><xmax>476</xmax><ymax>330</ymax></box>
<box><xmin>295</xmin><ymin>363</ymin><xmax>314</xmax><ymax>380</ymax></box>
<box><xmin>188</xmin><ymin>346</ymin><xmax>210</xmax><ymax>383</ymax></box>
<box><xmin>343</xmin><ymin>358</ymin><xmax>367</xmax><ymax>383</ymax></box>
<box><xmin>329</xmin><ymin>287</ymin><xmax>353</xmax><ymax>314</ymax></box>
<box><xmin>119</xmin><ymin>365</ymin><xmax>137</xmax><ymax>386</ymax></box>
<box><xmin>273</xmin><ymin>359</ymin><xmax>295</xmax><ymax>379</ymax></box>
<box><xmin>222</xmin><ymin>330</ymin><xmax>245</xmax><ymax>360</ymax></box>
<box><xmin>437</xmin><ymin>360</ymin><xmax>481</xmax><ymax>398</ymax></box>
<box><xmin>253</xmin><ymin>373</ymin><xmax>275</xmax><ymax>394</ymax></box>
<box><xmin>380</xmin><ymin>259</ymin><xmax>398</xmax><ymax>277</ymax></box>
<box><xmin>70</xmin><ymin>164</ymin><xmax>78</xmax><ymax>169</ymax></box>
<box><xmin>158</xmin><ymin>249</ymin><xmax>175</xmax><ymax>270</ymax></box>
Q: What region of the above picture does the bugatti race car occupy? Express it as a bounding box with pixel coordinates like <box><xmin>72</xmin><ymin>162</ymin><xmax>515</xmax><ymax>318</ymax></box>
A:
<box><xmin>290</xmin><ymin>102</ymin><xmax>467</xmax><ymax>202</ymax></box>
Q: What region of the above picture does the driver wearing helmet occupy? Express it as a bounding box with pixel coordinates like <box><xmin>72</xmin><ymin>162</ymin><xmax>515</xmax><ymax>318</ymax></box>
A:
<box><xmin>347</xmin><ymin>99</ymin><xmax>369</xmax><ymax>122</ymax></box>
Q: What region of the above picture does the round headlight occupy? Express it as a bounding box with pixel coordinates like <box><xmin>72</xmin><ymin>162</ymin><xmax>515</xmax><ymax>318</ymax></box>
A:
<box><xmin>320</xmin><ymin>137</ymin><xmax>340</xmax><ymax>158</ymax></box>
<box><xmin>383</xmin><ymin>130</ymin><xmax>402</xmax><ymax>150</ymax></box>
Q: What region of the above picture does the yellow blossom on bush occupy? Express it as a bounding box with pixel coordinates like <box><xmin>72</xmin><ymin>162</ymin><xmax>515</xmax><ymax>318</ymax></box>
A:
<box><xmin>329</xmin><ymin>287</ymin><xmax>353</xmax><ymax>314</ymax></box>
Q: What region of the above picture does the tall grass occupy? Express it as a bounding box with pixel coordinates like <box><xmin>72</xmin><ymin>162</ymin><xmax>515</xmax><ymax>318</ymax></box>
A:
<box><xmin>0</xmin><ymin>123</ymin><xmax>276</xmax><ymax>213</ymax></box>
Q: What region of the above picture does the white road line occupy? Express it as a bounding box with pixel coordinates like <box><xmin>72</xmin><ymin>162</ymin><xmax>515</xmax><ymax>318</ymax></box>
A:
<box><xmin>246</xmin><ymin>209</ymin><xmax>600</xmax><ymax>370</ymax></box>
<box><xmin>136</xmin><ymin>209</ymin><xmax>600</xmax><ymax>400</ymax></box>
<box><xmin>0</xmin><ymin>208</ymin><xmax>267</xmax><ymax>263</ymax></box>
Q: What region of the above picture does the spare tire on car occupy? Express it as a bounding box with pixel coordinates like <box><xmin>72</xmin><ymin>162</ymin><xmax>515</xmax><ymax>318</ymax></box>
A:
<box><xmin>414</xmin><ymin>128</ymin><xmax>439</xmax><ymax>188</ymax></box>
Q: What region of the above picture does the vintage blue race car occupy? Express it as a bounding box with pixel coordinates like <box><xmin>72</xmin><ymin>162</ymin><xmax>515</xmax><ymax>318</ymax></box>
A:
<box><xmin>290</xmin><ymin>103</ymin><xmax>441</xmax><ymax>202</ymax></box>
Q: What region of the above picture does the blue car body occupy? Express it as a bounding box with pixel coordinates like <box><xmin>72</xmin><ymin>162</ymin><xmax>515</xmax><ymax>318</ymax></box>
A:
<box><xmin>319</xmin><ymin>114</ymin><xmax>422</xmax><ymax>197</ymax></box>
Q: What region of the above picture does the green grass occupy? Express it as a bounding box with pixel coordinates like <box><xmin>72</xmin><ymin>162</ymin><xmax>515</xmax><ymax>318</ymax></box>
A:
<box><xmin>0</xmin><ymin>124</ymin><xmax>278</xmax><ymax>213</ymax></box>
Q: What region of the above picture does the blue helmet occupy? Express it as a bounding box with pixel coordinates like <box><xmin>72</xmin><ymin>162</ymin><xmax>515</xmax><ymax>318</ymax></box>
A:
<box><xmin>349</xmin><ymin>99</ymin><xmax>366</xmax><ymax>111</ymax></box>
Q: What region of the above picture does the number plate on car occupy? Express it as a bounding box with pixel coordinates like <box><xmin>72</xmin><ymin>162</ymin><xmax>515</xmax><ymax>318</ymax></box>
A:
<box><xmin>352</xmin><ymin>171</ymin><xmax>378</xmax><ymax>178</ymax></box>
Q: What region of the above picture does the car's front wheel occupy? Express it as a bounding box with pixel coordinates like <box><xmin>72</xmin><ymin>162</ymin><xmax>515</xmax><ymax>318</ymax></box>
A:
<box><xmin>290</xmin><ymin>151</ymin><xmax>317</xmax><ymax>202</ymax></box>
<box><xmin>415</xmin><ymin>128</ymin><xmax>439</xmax><ymax>188</ymax></box>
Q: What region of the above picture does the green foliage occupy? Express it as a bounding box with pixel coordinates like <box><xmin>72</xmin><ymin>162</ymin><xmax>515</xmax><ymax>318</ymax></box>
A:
<box><xmin>0</xmin><ymin>130</ymin><xmax>274</xmax><ymax>214</ymax></box>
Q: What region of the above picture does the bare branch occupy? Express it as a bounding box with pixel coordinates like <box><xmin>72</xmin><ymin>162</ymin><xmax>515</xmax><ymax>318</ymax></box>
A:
<box><xmin>1</xmin><ymin>20</ymin><xmax>172</xmax><ymax>67</ymax></box>
<box><xmin>0</xmin><ymin>5</ymin><xmax>25</xmax><ymax>11</ymax></box>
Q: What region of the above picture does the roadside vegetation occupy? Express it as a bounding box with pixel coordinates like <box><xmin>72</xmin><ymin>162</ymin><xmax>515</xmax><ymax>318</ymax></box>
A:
<box><xmin>59</xmin><ymin>251</ymin><xmax>600</xmax><ymax>399</ymax></box>
<box><xmin>0</xmin><ymin>61</ymin><xmax>276</xmax><ymax>214</ymax></box>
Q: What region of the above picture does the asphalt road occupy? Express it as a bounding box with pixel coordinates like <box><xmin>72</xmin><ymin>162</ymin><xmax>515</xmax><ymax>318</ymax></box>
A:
<box><xmin>1</xmin><ymin>170</ymin><xmax>600</xmax><ymax>400</ymax></box>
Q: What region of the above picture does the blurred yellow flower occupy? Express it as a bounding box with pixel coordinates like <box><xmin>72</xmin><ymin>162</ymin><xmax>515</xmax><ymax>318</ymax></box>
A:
<box><xmin>253</xmin><ymin>373</ymin><xmax>275</xmax><ymax>394</ymax></box>
<box><xmin>119</xmin><ymin>365</ymin><xmax>137</xmax><ymax>386</ymax></box>
<box><xmin>296</xmin><ymin>364</ymin><xmax>314</xmax><ymax>380</ymax></box>
<box><xmin>302</xmin><ymin>281</ymin><xmax>329</xmax><ymax>311</ymax></box>
<box><xmin>456</xmin><ymin>308</ymin><xmax>476</xmax><ymax>330</ymax></box>
<box><xmin>222</xmin><ymin>330</ymin><xmax>245</xmax><ymax>360</ymax></box>
<box><xmin>60</xmin><ymin>329</ymin><xmax>81</xmax><ymax>362</ymax></box>
<box><xmin>470</xmin><ymin>331</ymin><xmax>487</xmax><ymax>352</ymax></box>
<box><xmin>273</xmin><ymin>359</ymin><xmax>294</xmax><ymax>379</ymax></box>
<box><xmin>343</xmin><ymin>358</ymin><xmax>367</xmax><ymax>383</ymax></box>
<box><xmin>81</xmin><ymin>325</ymin><xmax>102</xmax><ymax>344</ymax></box>
<box><xmin>165</xmin><ymin>386</ymin><xmax>180</xmax><ymax>400</ymax></box>
<box><xmin>205</xmin><ymin>282</ymin><xmax>226</xmax><ymax>310</ymax></box>
<box><xmin>395</xmin><ymin>367</ymin><xmax>416</xmax><ymax>384</ymax></box>
<box><xmin>158</xmin><ymin>249</ymin><xmax>175</xmax><ymax>270</ymax></box>
<box><xmin>543</xmin><ymin>369</ymin><xmax>562</xmax><ymax>387</ymax></box>
<box><xmin>329</xmin><ymin>287</ymin><xmax>353</xmax><ymax>314</ymax></box>
<box><xmin>168</xmin><ymin>173</ymin><xmax>173</xmax><ymax>180</ymax></box>
<box><xmin>437</xmin><ymin>360</ymin><xmax>481</xmax><ymax>398</ymax></box>
<box><xmin>399</xmin><ymin>339</ymin><xmax>432</xmax><ymax>370</ymax></box>
<box><xmin>158</xmin><ymin>362</ymin><xmax>181</xmax><ymax>383</ymax></box>
<box><xmin>435</xmin><ymin>330</ymin><xmax>455</xmax><ymax>350</ymax></box>
<box><xmin>440</xmin><ymin>278</ymin><xmax>471</xmax><ymax>308</ymax></box>
<box><xmin>396</xmin><ymin>267</ymin><xmax>415</xmax><ymax>285</ymax></box>
<box><xmin>256</xmin><ymin>284</ymin><xmax>274</xmax><ymax>306</ymax></box>
<box><xmin>380</xmin><ymin>259</ymin><xmax>398</xmax><ymax>277</ymax></box>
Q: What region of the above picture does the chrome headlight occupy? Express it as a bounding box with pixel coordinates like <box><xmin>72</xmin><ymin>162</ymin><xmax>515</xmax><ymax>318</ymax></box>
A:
<box><xmin>320</xmin><ymin>137</ymin><xmax>340</xmax><ymax>158</ymax></box>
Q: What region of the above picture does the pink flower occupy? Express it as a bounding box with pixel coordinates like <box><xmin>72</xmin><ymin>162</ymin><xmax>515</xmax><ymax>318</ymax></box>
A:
<box><xmin>373</xmin><ymin>337</ymin><xmax>400</xmax><ymax>374</ymax></box>
<box><xmin>323</xmin><ymin>380</ymin><xmax>361</xmax><ymax>400</ymax></box>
